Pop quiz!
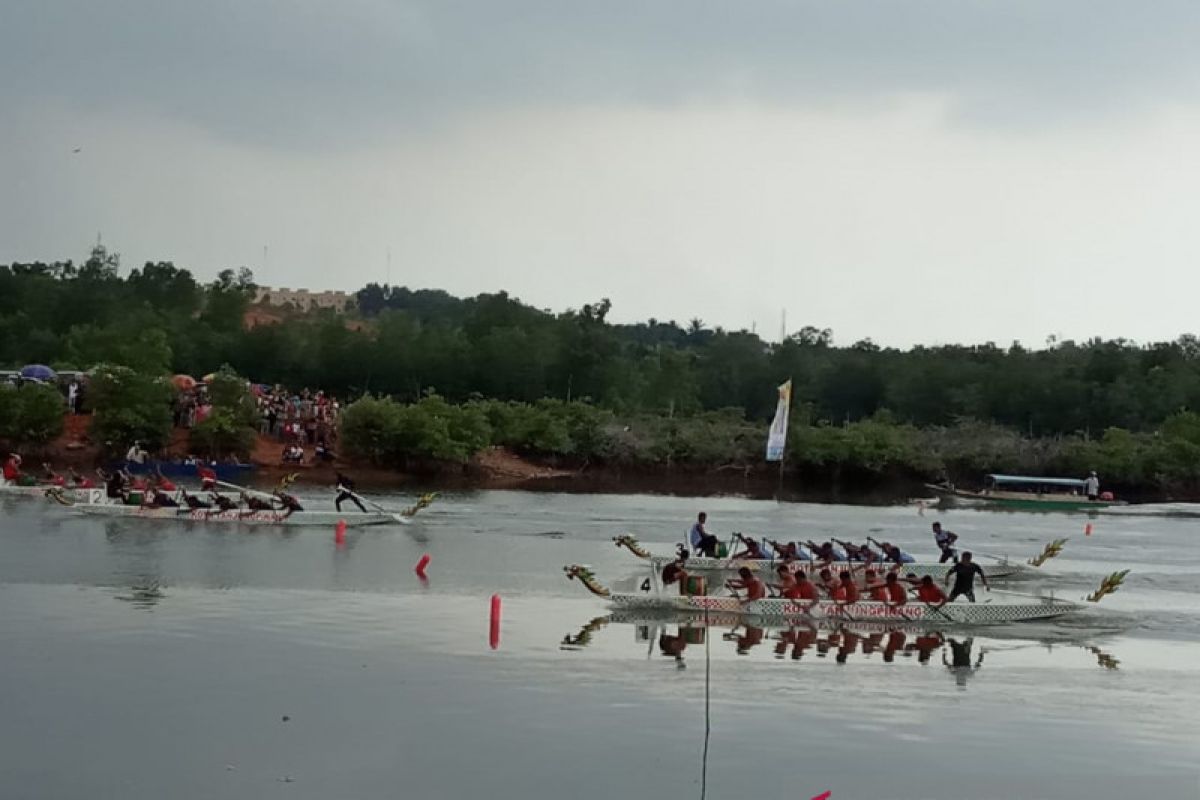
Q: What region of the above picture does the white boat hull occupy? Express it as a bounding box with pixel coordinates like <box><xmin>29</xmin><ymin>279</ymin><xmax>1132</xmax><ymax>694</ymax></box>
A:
<box><xmin>605</xmin><ymin>592</ymin><xmax>1077</xmax><ymax>625</ymax></box>
<box><xmin>75</xmin><ymin>503</ymin><xmax>404</xmax><ymax>527</ymax></box>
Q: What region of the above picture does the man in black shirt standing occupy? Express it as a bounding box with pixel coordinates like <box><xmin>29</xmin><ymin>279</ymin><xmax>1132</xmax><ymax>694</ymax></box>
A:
<box><xmin>944</xmin><ymin>551</ymin><xmax>989</xmax><ymax>602</ymax></box>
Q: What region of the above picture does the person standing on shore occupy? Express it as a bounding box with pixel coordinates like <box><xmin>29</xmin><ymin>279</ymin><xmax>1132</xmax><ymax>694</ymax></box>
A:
<box><xmin>335</xmin><ymin>472</ymin><xmax>367</xmax><ymax>512</ymax></box>
<box><xmin>1084</xmin><ymin>471</ymin><xmax>1100</xmax><ymax>501</ymax></box>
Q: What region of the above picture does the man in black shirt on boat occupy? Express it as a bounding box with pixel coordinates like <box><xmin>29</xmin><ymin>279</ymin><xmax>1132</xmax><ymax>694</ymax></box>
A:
<box><xmin>944</xmin><ymin>552</ymin><xmax>989</xmax><ymax>603</ymax></box>
<box><xmin>335</xmin><ymin>472</ymin><xmax>367</xmax><ymax>512</ymax></box>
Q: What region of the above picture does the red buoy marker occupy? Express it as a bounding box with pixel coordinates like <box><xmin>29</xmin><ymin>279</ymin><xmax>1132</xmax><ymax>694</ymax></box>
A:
<box><xmin>335</xmin><ymin>519</ymin><xmax>347</xmax><ymax>546</ymax></box>
<box><xmin>489</xmin><ymin>594</ymin><xmax>502</xmax><ymax>650</ymax></box>
<box><xmin>414</xmin><ymin>553</ymin><xmax>431</xmax><ymax>578</ymax></box>
<box><xmin>1085</xmin><ymin>522</ymin><xmax>1093</xmax><ymax>536</ymax></box>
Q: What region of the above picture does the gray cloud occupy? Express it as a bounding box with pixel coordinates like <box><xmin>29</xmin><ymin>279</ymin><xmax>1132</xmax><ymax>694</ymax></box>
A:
<box><xmin>5</xmin><ymin>1</ymin><xmax>1200</xmax><ymax>147</ymax></box>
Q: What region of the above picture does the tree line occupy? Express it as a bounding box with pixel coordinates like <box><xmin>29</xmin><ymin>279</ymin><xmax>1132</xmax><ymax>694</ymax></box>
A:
<box><xmin>6</xmin><ymin>249</ymin><xmax>1200</xmax><ymax>494</ymax></box>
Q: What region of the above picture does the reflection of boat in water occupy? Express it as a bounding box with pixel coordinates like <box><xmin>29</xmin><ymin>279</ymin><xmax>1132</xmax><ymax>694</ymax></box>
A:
<box><xmin>613</xmin><ymin>534</ymin><xmax>1031</xmax><ymax>582</ymax></box>
<box><xmin>562</xmin><ymin>612</ymin><xmax>1123</xmax><ymax>672</ymax></box>
<box><xmin>564</xmin><ymin>565</ymin><xmax>1083</xmax><ymax>625</ymax></box>
<box><xmin>925</xmin><ymin>474</ymin><xmax>1124</xmax><ymax>511</ymax></box>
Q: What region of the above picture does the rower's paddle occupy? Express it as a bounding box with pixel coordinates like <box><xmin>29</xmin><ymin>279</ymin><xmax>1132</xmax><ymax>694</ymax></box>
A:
<box><xmin>216</xmin><ymin>479</ymin><xmax>276</xmax><ymax>501</ymax></box>
<box><xmin>348</xmin><ymin>489</ymin><xmax>388</xmax><ymax>514</ymax></box>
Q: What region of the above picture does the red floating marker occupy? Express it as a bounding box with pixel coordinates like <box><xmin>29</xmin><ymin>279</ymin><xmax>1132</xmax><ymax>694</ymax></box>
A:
<box><xmin>335</xmin><ymin>519</ymin><xmax>347</xmax><ymax>546</ymax></box>
<box><xmin>414</xmin><ymin>553</ymin><xmax>431</xmax><ymax>578</ymax></box>
<box><xmin>1085</xmin><ymin>522</ymin><xmax>1093</xmax><ymax>536</ymax></box>
<box><xmin>811</xmin><ymin>792</ymin><xmax>831</xmax><ymax>800</ymax></box>
<box><xmin>489</xmin><ymin>594</ymin><xmax>502</xmax><ymax>650</ymax></box>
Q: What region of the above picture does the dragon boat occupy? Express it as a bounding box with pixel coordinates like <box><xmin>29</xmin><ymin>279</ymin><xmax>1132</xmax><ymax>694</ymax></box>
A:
<box><xmin>74</xmin><ymin>504</ymin><xmax>404</xmax><ymax>527</ymax></box>
<box><xmin>612</xmin><ymin>534</ymin><xmax>1032</xmax><ymax>582</ymax></box>
<box><xmin>0</xmin><ymin>483</ymin><xmax>104</xmax><ymax>503</ymax></box>
<box><xmin>564</xmin><ymin>564</ymin><xmax>1082</xmax><ymax>625</ymax></box>
<box><xmin>67</xmin><ymin>492</ymin><xmax>437</xmax><ymax>528</ymax></box>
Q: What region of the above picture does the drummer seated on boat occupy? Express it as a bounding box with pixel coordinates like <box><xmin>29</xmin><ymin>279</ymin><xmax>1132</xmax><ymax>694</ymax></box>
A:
<box><xmin>688</xmin><ymin>512</ymin><xmax>720</xmax><ymax>558</ymax></box>
<box><xmin>726</xmin><ymin>566</ymin><xmax>766</xmax><ymax>604</ymax></box>
<box><xmin>832</xmin><ymin>571</ymin><xmax>861</xmax><ymax>604</ymax></box>
<box><xmin>731</xmin><ymin>533</ymin><xmax>767</xmax><ymax>560</ymax></box>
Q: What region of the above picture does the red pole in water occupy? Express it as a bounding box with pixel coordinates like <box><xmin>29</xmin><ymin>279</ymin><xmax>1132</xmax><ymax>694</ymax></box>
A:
<box><xmin>1085</xmin><ymin>522</ymin><xmax>1093</xmax><ymax>536</ymax></box>
<box><xmin>414</xmin><ymin>553</ymin><xmax>431</xmax><ymax>578</ymax></box>
<box><xmin>489</xmin><ymin>594</ymin><xmax>502</xmax><ymax>650</ymax></box>
<box><xmin>335</xmin><ymin>520</ymin><xmax>346</xmax><ymax>545</ymax></box>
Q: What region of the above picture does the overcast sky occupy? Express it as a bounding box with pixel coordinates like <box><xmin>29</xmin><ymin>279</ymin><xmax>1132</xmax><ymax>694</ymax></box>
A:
<box><xmin>4</xmin><ymin>1</ymin><xmax>1200</xmax><ymax>347</ymax></box>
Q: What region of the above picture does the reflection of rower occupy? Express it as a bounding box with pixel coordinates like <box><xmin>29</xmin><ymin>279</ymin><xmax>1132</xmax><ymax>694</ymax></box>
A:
<box><xmin>883</xmin><ymin>630</ymin><xmax>906</xmax><ymax>663</ymax></box>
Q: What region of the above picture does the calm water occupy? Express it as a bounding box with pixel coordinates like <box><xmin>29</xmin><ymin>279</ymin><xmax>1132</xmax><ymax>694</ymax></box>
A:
<box><xmin>1</xmin><ymin>491</ymin><xmax>1198</xmax><ymax>799</ymax></box>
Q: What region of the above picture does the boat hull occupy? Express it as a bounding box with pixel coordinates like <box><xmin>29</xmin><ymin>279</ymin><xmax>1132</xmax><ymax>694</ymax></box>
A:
<box><xmin>925</xmin><ymin>484</ymin><xmax>1122</xmax><ymax>511</ymax></box>
<box><xmin>605</xmin><ymin>593</ymin><xmax>1076</xmax><ymax>625</ymax></box>
<box><xmin>75</xmin><ymin>504</ymin><xmax>403</xmax><ymax>527</ymax></box>
<box><xmin>0</xmin><ymin>484</ymin><xmax>104</xmax><ymax>503</ymax></box>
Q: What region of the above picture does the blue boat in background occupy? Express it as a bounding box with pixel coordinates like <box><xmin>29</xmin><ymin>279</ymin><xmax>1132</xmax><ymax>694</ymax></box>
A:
<box><xmin>118</xmin><ymin>460</ymin><xmax>257</xmax><ymax>482</ymax></box>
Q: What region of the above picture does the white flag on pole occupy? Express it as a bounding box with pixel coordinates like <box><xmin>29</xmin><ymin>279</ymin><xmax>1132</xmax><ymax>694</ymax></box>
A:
<box><xmin>765</xmin><ymin>380</ymin><xmax>792</xmax><ymax>462</ymax></box>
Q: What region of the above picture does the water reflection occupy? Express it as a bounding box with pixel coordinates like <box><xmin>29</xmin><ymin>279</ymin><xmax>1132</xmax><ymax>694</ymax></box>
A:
<box><xmin>112</xmin><ymin>580</ymin><xmax>166</xmax><ymax>610</ymax></box>
<box><xmin>562</xmin><ymin>614</ymin><xmax>1125</xmax><ymax>681</ymax></box>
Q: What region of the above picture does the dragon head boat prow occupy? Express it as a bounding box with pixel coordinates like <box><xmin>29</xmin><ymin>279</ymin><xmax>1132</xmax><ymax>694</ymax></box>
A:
<box><xmin>612</xmin><ymin>534</ymin><xmax>651</xmax><ymax>559</ymax></box>
<box><xmin>563</xmin><ymin>564</ymin><xmax>611</xmax><ymax>597</ymax></box>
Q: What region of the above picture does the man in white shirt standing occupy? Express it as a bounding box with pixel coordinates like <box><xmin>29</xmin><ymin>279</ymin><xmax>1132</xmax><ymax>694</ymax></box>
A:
<box><xmin>1084</xmin><ymin>471</ymin><xmax>1100</xmax><ymax>502</ymax></box>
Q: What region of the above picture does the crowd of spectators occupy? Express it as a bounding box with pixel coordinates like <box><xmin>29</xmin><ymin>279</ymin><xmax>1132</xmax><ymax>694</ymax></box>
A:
<box><xmin>256</xmin><ymin>387</ymin><xmax>341</xmax><ymax>466</ymax></box>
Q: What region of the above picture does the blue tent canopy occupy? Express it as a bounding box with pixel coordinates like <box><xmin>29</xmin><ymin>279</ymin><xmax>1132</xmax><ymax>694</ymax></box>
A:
<box><xmin>987</xmin><ymin>474</ymin><xmax>1087</xmax><ymax>488</ymax></box>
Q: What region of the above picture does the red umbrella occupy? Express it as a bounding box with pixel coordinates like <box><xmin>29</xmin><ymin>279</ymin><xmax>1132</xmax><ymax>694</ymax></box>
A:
<box><xmin>172</xmin><ymin>374</ymin><xmax>197</xmax><ymax>391</ymax></box>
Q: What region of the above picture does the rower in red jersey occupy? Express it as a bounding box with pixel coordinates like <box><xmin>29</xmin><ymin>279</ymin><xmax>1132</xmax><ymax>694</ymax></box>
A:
<box><xmin>864</xmin><ymin>569</ymin><xmax>888</xmax><ymax>602</ymax></box>
<box><xmin>832</xmin><ymin>571</ymin><xmax>861</xmax><ymax>604</ymax></box>
<box><xmin>197</xmin><ymin>464</ymin><xmax>217</xmax><ymax>492</ymax></box>
<box><xmin>916</xmin><ymin>575</ymin><xmax>948</xmax><ymax>606</ymax></box>
<box><xmin>884</xmin><ymin>572</ymin><xmax>908</xmax><ymax>606</ymax></box>
<box><xmin>726</xmin><ymin>566</ymin><xmax>766</xmax><ymax>604</ymax></box>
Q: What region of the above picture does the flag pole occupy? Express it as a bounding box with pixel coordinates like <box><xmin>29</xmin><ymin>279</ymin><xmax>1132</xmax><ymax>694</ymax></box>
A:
<box><xmin>778</xmin><ymin>377</ymin><xmax>790</xmax><ymax>497</ymax></box>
